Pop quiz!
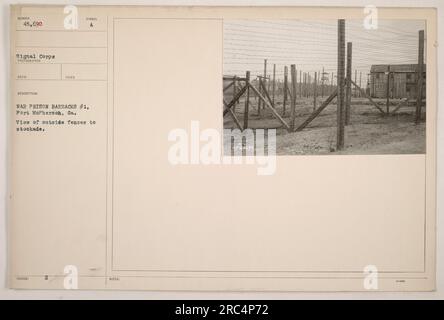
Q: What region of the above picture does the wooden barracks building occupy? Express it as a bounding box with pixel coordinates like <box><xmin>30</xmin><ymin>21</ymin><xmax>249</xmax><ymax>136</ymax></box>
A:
<box><xmin>369</xmin><ymin>64</ymin><xmax>426</xmax><ymax>99</ymax></box>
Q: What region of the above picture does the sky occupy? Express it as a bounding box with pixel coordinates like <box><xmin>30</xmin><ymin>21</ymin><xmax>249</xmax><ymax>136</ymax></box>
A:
<box><xmin>223</xmin><ymin>19</ymin><xmax>426</xmax><ymax>85</ymax></box>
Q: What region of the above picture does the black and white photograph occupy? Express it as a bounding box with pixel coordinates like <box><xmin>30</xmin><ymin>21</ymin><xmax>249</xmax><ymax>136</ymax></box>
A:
<box><xmin>223</xmin><ymin>19</ymin><xmax>426</xmax><ymax>155</ymax></box>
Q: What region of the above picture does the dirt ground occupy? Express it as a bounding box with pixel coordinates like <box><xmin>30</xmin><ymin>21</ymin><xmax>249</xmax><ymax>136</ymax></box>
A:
<box><xmin>223</xmin><ymin>94</ymin><xmax>426</xmax><ymax>155</ymax></box>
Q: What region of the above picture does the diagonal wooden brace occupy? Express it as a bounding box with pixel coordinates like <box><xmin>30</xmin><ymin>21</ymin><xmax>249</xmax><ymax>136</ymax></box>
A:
<box><xmin>248</xmin><ymin>83</ymin><xmax>291</xmax><ymax>131</ymax></box>
<box><xmin>348</xmin><ymin>79</ymin><xmax>385</xmax><ymax>115</ymax></box>
<box><xmin>295</xmin><ymin>89</ymin><xmax>338</xmax><ymax>132</ymax></box>
<box><xmin>223</xmin><ymin>84</ymin><xmax>248</xmax><ymax>117</ymax></box>
<box><xmin>223</xmin><ymin>99</ymin><xmax>243</xmax><ymax>130</ymax></box>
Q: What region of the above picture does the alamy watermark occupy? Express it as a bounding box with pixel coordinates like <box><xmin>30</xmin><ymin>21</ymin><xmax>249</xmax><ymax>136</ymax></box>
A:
<box><xmin>168</xmin><ymin>121</ymin><xmax>276</xmax><ymax>175</ymax></box>
<box><xmin>363</xmin><ymin>5</ymin><xmax>378</xmax><ymax>30</ymax></box>
<box><xmin>63</xmin><ymin>5</ymin><xmax>79</xmax><ymax>30</ymax></box>
<box><xmin>363</xmin><ymin>264</ymin><xmax>378</xmax><ymax>290</ymax></box>
<box><xmin>63</xmin><ymin>264</ymin><xmax>78</xmax><ymax>290</ymax></box>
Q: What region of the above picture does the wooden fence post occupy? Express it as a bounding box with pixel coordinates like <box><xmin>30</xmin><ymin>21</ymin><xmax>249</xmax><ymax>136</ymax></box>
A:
<box><xmin>415</xmin><ymin>30</ymin><xmax>424</xmax><ymax>124</ymax></box>
<box><xmin>272</xmin><ymin>64</ymin><xmax>276</xmax><ymax>106</ymax></box>
<box><xmin>299</xmin><ymin>70</ymin><xmax>302</xmax><ymax>98</ymax></box>
<box><xmin>354</xmin><ymin>69</ymin><xmax>357</xmax><ymax>98</ymax></box>
<box><xmin>313</xmin><ymin>71</ymin><xmax>318</xmax><ymax>111</ymax></box>
<box><xmin>307</xmin><ymin>72</ymin><xmax>310</xmax><ymax>97</ymax></box>
<box><xmin>233</xmin><ymin>77</ymin><xmax>237</xmax><ymax>113</ymax></box>
<box><xmin>308</xmin><ymin>73</ymin><xmax>311</xmax><ymax>97</ymax></box>
<box><xmin>386</xmin><ymin>66</ymin><xmax>391</xmax><ymax>114</ymax></box>
<box><xmin>309</xmin><ymin>73</ymin><xmax>312</xmax><ymax>97</ymax></box>
<box><xmin>345</xmin><ymin>42</ymin><xmax>352</xmax><ymax>125</ymax></box>
<box><xmin>337</xmin><ymin>19</ymin><xmax>346</xmax><ymax>150</ymax></box>
<box><xmin>321</xmin><ymin>67</ymin><xmax>325</xmax><ymax>97</ymax></box>
<box><xmin>283</xmin><ymin>66</ymin><xmax>288</xmax><ymax>116</ymax></box>
<box><xmin>243</xmin><ymin>71</ymin><xmax>250</xmax><ymax>130</ymax></box>
<box><xmin>263</xmin><ymin>59</ymin><xmax>267</xmax><ymax>111</ymax></box>
<box><xmin>258</xmin><ymin>59</ymin><xmax>267</xmax><ymax>115</ymax></box>
<box><xmin>290</xmin><ymin>64</ymin><xmax>297</xmax><ymax>131</ymax></box>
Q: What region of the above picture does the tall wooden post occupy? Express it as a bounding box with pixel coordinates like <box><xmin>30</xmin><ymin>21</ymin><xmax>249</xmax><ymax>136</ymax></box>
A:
<box><xmin>309</xmin><ymin>73</ymin><xmax>312</xmax><ymax>97</ymax></box>
<box><xmin>283</xmin><ymin>66</ymin><xmax>288</xmax><ymax>116</ymax></box>
<box><xmin>290</xmin><ymin>64</ymin><xmax>297</xmax><ymax>131</ymax></box>
<box><xmin>321</xmin><ymin>67</ymin><xmax>325</xmax><ymax>97</ymax></box>
<box><xmin>313</xmin><ymin>71</ymin><xmax>318</xmax><ymax>111</ymax></box>
<box><xmin>369</xmin><ymin>73</ymin><xmax>372</xmax><ymax>96</ymax></box>
<box><xmin>258</xmin><ymin>59</ymin><xmax>267</xmax><ymax>115</ymax></box>
<box><xmin>233</xmin><ymin>77</ymin><xmax>237</xmax><ymax>113</ymax></box>
<box><xmin>308</xmin><ymin>73</ymin><xmax>311</xmax><ymax>97</ymax></box>
<box><xmin>299</xmin><ymin>70</ymin><xmax>302</xmax><ymax>98</ymax></box>
<box><xmin>311</xmin><ymin>72</ymin><xmax>314</xmax><ymax>98</ymax></box>
<box><xmin>307</xmin><ymin>72</ymin><xmax>310</xmax><ymax>98</ymax></box>
<box><xmin>243</xmin><ymin>71</ymin><xmax>250</xmax><ymax>130</ymax></box>
<box><xmin>257</xmin><ymin>78</ymin><xmax>261</xmax><ymax>116</ymax></box>
<box><xmin>272</xmin><ymin>64</ymin><xmax>276</xmax><ymax>106</ymax></box>
<box><xmin>354</xmin><ymin>69</ymin><xmax>357</xmax><ymax>97</ymax></box>
<box><xmin>359</xmin><ymin>72</ymin><xmax>362</xmax><ymax>97</ymax></box>
<box><xmin>303</xmin><ymin>73</ymin><xmax>306</xmax><ymax>98</ymax></box>
<box><xmin>415</xmin><ymin>30</ymin><xmax>425</xmax><ymax>124</ymax></box>
<box><xmin>386</xmin><ymin>66</ymin><xmax>391</xmax><ymax>114</ymax></box>
<box><xmin>337</xmin><ymin>19</ymin><xmax>346</xmax><ymax>150</ymax></box>
<box><xmin>345</xmin><ymin>42</ymin><xmax>352</xmax><ymax>125</ymax></box>
<box><xmin>263</xmin><ymin>59</ymin><xmax>267</xmax><ymax>107</ymax></box>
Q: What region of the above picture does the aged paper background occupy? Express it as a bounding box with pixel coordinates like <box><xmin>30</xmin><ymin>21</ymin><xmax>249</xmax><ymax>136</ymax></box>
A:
<box><xmin>3</xmin><ymin>3</ymin><xmax>440</xmax><ymax>294</ymax></box>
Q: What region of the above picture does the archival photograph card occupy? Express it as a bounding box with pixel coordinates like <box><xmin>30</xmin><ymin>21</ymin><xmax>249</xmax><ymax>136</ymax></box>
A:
<box><xmin>8</xmin><ymin>5</ymin><xmax>437</xmax><ymax>291</ymax></box>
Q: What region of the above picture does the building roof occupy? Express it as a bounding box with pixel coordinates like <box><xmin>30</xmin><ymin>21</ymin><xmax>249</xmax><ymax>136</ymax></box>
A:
<box><xmin>370</xmin><ymin>64</ymin><xmax>426</xmax><ymax>73</ymax></box>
